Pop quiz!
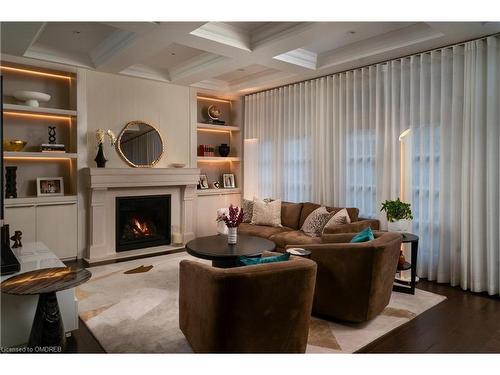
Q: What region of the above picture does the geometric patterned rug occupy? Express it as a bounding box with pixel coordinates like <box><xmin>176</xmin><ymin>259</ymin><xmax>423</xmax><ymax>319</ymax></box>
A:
<box><xmin>76</xmin><ymin>252</ymin><xmax>445</xmax><ymax>353</ymax></box>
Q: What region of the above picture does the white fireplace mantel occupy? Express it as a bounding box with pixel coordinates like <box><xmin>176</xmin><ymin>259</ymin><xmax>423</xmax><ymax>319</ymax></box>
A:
<box><xmin>83</xmin><ymin>167</ymin><xmax>200</xmax><ymax>265</ymax></box>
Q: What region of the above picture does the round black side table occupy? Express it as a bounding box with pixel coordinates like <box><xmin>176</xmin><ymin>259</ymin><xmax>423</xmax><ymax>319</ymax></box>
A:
<box><xmin>393</xmin><ymin>233</ymin><xmax>419</xmax><ymax>295</ymax></box>
<box><xmin>1</xmin><ymin>267</ymin><xmax>91</xmax><ymax>352</ymax></box>
<box><xmin>186</xmin><ymin>234</ymin><xmax>276</xmax><ymax>268</ymax></box>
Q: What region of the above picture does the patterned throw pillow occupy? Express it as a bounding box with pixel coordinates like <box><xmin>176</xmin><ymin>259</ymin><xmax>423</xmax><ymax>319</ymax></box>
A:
<box><xmin>301</xmin><ymin>206</ymin><xmax>334</xmax><ymax>237</ymax></box>
<box><xmin>322</xmin><ymin>208</ymin><xmax>351</xmax><ymax>232</ymax></box>
<box><xmin>251</xmin><ymin>198</ymin><xmax>282</xmax><ymax>227</ymax></box>
<box><xmin>242</xmin><ymin>199</ymin><xmax>254</xmax><ymax>223</ymax></box>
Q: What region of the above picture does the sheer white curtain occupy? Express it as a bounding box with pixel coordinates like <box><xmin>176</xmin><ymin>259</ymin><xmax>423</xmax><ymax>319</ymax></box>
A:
<box><xmin>244</xmin><ymin>35</ymin><xmax>500</xmax><ymax>295</ymax></box>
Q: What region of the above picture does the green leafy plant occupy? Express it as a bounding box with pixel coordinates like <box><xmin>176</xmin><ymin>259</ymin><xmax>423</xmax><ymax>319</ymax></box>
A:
<box><xmin>380</xmin><ymin>198</ymin><xmax>413</xmax><ymax>222</ymax></box>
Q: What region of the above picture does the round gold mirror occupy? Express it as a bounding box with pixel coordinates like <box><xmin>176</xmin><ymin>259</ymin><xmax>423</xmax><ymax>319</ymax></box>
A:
<box><xmin>117</xmin><ymin>121</ymin><xmax>164</xmax><ymax>167</ymax></box>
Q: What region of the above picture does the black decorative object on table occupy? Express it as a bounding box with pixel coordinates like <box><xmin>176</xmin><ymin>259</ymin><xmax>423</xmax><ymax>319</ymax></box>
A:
<box><xmin>48</xmin><ymin>126</ymin><xmax>57</xmax><ymax>144</ymax></box>
<box><xmin>393</xmin><ymin>232</ymin><xmax>419</xmax><ymax>295</ymax></box>
<box><xmin>10</xmin><ymin>230</ymin><xmax>22</xmax><ymax>248</ymax></box>
<box><xmin>218</xmin><ymin>143</ymin><xmax>230</xmax><ymax>157</ymax></box>
<box><xmin>5</xmin><ymin>166</ymin><xmax>17</xmax><ymax>198</ymax></box>
<box><xmin>94</xmin><ymin>143</ymin><xmax>107</xmax><ymax>168</ymax></box>
<box><xmin>1</xmin><ymin>267</ymin><xmax>92</xmax><ymax>352</ymax></box>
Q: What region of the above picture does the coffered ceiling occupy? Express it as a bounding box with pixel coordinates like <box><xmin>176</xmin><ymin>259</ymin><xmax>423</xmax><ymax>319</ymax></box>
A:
<box><xmin>2</xmin><ymin>21</ymin><xmax>500</xmax><ymax>96</ymax></box>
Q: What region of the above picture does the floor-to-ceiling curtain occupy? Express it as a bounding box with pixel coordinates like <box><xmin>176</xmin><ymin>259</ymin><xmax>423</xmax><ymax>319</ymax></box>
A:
<box><xmin>244</xmin><ymin>35</ymin><xmax>500</xmax><ymax>295</ymax></box>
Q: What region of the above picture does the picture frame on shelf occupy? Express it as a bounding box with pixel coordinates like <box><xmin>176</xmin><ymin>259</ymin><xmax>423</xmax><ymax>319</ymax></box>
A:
<box><xmin>37</xmin><ymin>177</ymin><xmax>64</xmax><ymax>197</ymax></box>
<box><xmin>198</xmin><ymin>174</ymin><xmax>209</xmax><ymax>190</ymax></box>
<box><xmin>222</xmin><ymin>174</ymin><xmax>235</xmax><ymax>188</ymax></box>
<box><xmin>212</xmin><ymin>181</ymin><xmax>221</xmax><ymax>189</ymax></box>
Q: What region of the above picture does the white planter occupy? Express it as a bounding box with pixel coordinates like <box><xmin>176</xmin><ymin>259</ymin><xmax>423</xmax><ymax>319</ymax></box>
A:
<box><xmin>387</xmin><ymin>219</ymin><xmax>409</xmax><ymax>233</ymax></box>
<box><xmin>227</xmin><ymin>227</ymin><xmax>237</xmax><ymax>244</ymax></box>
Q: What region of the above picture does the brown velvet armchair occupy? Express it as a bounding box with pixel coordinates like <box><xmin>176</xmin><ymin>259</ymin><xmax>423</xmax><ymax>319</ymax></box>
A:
<box><xmin>179</xmin><ymin>253</ymin><xmax>317</xmax><ymax>353</ymax></box>
<box><xmin>286</xmin><ymin>231</ymin><xmax>402</xmax><ymax>323</ymax></box>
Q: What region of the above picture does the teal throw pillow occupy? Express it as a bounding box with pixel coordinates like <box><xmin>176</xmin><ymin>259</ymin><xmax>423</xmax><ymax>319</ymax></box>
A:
<box><xmin>350</xmin><ymin>227</ymin><xmax>375</xmax><ymax>243</ymax></box>
<box><xmin>238</xmin><ymin>252</ymin><xmax>290</xmax><ymax>266</ymax></box>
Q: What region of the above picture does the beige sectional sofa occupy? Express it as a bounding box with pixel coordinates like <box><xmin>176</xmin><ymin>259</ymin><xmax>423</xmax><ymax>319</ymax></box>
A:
<box><xmin>238</xmin><ymin>201</ymin><xmax>380</xmax><ymax>251</ymax></box>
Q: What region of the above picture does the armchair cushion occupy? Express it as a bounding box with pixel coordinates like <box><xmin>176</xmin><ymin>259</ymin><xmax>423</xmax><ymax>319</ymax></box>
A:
<box><xmin>239</xmin><ymin>252</ymin><xmax>290</xmax><ymax>266</ymax></box>
<box><xmin>350</xmin><ymin>227</ymin><xmax>375</xmax><ymax>243</ymax></box>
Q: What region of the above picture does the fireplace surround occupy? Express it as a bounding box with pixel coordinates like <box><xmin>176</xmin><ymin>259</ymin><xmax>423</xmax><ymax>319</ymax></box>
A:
<box><xmin>115</xmin><ymin>195</ymin><xmax>171</xmax><ymax>252</ymax></box>
<box><xmin>84</xmin><ymin>167</ymin><xmax>199</xmax><ymax>265</ymax></box>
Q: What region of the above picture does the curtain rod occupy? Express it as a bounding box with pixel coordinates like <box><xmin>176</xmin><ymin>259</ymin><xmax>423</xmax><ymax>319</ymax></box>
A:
<box><xmin>246</xmin><ymin>31</ymin><xmax>500</xmax><ymax>96</ymax></box>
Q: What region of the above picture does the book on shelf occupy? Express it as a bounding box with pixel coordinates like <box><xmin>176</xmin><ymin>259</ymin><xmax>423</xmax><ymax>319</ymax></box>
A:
<box><xmin>40</xmin><ymin>143</ymin><xmax>66</xmax><ymax>153</ymax></box>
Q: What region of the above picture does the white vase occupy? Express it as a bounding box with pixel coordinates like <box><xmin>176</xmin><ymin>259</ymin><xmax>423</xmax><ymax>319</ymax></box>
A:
<box><xmin>227</xmin><ymin>227</ymin><xmax>237</xmax><ymax>244</ymax></box>
<box><xmin>387</xmin><ymin>219</ymin><xmax>409</xmax><ymax>233</ymax></box>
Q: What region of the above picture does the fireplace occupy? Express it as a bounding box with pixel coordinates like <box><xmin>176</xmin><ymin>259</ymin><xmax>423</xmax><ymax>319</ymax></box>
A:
<box><xmin>115</xmin><ymin>195</ymin><xmax>171</xmax><ymax>252</ymax></box>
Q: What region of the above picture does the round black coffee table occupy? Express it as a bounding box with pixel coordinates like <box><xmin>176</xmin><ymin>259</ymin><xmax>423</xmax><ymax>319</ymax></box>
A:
<box><xmin>1</xmin><ymin>267</ymin><xmax>92</xmax><ymax>352</ymax></box>
<box><xmin>186</xmin><ymin>234</ymin><xmax>276</xmax><ymax>268</ymax></box>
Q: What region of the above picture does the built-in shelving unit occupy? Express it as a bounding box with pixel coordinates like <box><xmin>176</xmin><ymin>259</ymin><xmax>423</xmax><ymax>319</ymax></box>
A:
<box><xmin>1</xmin><ymin>60</ymin><xmax>79</xmax><ymax>260</ymax></box>
<box><xmin>1</xmin><ymin>61</ymin><xmax>78</xmax><ymax>198</ymax></box>
<box><xmin>196</xmin><ymin>94</ymin><xmax>243</xmax><ymax>196</ymax></box>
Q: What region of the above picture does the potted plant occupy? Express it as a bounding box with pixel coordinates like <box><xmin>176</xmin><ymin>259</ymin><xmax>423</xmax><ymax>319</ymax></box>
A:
<box><xmin>217</xmin><ymin>204</ymin><xmax>244</xmax><ymax>244</ymax></box>
<box><xmin>380</xmin><ymin>198</ymin><xmax>413</xmax><ymax>232</ymax></box>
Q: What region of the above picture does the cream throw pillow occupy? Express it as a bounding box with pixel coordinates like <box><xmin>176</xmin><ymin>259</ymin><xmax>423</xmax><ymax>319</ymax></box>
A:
<box><xmin>301</xmin><ymin>206</ymin><xmax>334</xmax><ymax>237</ymax></box>
<box><xmin>251</xmin><ymin>198</ymin><xmax>282</xmax><ymax>227</ymax></box>
<box><xmin>323</xmin><ymin>208</ymin><xmax>352</xmax><ymax>232</ymax></box>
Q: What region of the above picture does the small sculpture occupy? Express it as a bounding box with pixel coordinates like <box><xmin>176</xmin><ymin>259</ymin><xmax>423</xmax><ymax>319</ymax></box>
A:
<box><xmin>48</xmin><ymin>126</ymin><xmax>57</xmax><ymax>144</ymax></box>
<box><xmin>5</xmin><ymin>166</ymin><xmax>18</xmax><ymax>198</ymax></box>
<box><xmin>10</xmin><ymin>230</ymin><xmax>22</xmax><ymax>248</ymax></box>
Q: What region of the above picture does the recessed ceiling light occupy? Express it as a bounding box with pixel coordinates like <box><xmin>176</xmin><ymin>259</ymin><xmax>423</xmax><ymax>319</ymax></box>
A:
<box><xmin>237</xmin><ymin>68</ymin><xmax>245</xmax><ymax>72</ymax></box>
<box><xmin>72</xmin><ymin>30</ymin><xmax>81</xmax><ymax>34</ymax></box>
<box><xmin>348</xmin><ymin>30</ymin><xmax>356</xmax><ymax>35</ymax></box>
<box><xmin>171</xmin><ymin>52</ymin><xmax>176</xmax><ymax>56</ymax></box>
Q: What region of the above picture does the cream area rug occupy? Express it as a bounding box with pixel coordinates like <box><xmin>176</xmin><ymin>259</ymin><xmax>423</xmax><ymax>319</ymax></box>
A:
<box><xmin>76</xmin><ymin>252</ymin><xmax>446</xmax><ymax>353</ymax></box>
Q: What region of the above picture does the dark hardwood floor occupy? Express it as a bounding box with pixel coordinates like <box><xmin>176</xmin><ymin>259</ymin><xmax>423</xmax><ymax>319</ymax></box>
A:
<box><xmin>359</xmin><ymin>280</ymin><xmax>500</xmax><ymax>353</ymax></box>
<box><xmin>65</xmin><ymin>267</ymin><xmax>500</xmax><ymax>353</ymax></box>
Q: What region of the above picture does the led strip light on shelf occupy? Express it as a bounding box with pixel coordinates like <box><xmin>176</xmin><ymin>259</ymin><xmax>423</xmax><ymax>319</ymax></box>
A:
<box><xmin>3</xmin><ymin>111</ymin><xmax>73</xmax><ymax>122</ymax></box>
<box><xmin>0</xmin><ymin>65</ymin><xmax>72</xmax><ymax>81</ymax></box>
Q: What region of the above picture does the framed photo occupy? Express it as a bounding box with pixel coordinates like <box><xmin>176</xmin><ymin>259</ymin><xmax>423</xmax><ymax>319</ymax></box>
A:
<box><xmin>222</xmin><ymin>173</ymin><xmax>235</xmax><ymax>188</ymax></box>
<box><xmin>37</xmin><ymin>177</ymin><xmax>64</xmax><ymax>197</ymax></box>
<box><xmin>198</xmin><ymin>174</ymin><xmax>209</xmax><ymax>189</ymax></box>
<box><xmin>212</xmin><ymin>181</ymin><xmax>220</xmax><ymax>189</ymax></box>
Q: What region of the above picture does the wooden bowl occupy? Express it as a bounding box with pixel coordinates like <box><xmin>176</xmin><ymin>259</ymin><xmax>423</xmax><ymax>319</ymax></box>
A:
<box><xmin>3</xmin><ymin>140</ymin><xmax>27</xmax><ymax>152</ymax></box>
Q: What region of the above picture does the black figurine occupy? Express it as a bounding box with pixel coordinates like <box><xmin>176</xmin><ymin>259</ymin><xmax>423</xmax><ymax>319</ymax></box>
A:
<box><xmin>10</xmin><ymin>230</ymin><xmax>22</xmax><ymax>248</ymax></box>
<box><xmin>48</xmin><ymin>126</ymin><xmax>57</xmax><ymax>144</ymax></box>
<box><xmin>5</xmin><ymin>166</ymin><xmax>17</xmax><ymax>198</ymax></box>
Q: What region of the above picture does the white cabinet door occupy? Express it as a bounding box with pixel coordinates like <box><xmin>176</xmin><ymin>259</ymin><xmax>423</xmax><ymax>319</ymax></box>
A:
<box><xmin>36</xmin><ymin>202</ymin><xmax>77</xmax><ymax>260</ymax></box>
<box><xmin>4</xmin><ymin>205</ymin><xmax>36</xmax><ymax>244</ymax></box>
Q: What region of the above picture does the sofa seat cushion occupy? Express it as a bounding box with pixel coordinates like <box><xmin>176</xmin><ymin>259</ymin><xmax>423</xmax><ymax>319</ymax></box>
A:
<box><xmin>238</xmin><ymin>223</ymin><xmax>292</xmax><ymax>239</ymax></box>
<box><xmin>269</xmin><ymin>230</ymin><xmax>322</xmax><ymax>250</ymax></box>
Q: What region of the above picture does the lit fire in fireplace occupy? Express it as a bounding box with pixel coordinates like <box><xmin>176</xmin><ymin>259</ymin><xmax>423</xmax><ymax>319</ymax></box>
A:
<box><xmin>122</xmin><ymin>217</ymin><xmax>157</xmax><ymax>241</ymax></box>
<box><xmin>131</xmin><ymin>218</ymin><xmax>152</xmax><ymax>237</ymax></box>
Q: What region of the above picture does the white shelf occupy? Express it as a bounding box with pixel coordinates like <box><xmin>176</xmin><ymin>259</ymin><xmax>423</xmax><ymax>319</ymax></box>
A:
<box><xmin>4</xmin><ymin>151</ymin><xmax>78</xmax><ymax>159</ymax></box>
<box><xmin>197</xmin><ymin>188</ymin><xmax>241</xmax><ymax>196</ymax></box>
<box><xmin>197</xmin><ymin>123</ymin><xmax>240</xmax><ymax>132</ymax></box>
<box><xmin>197</xmin><ymin>156</ymin><xmax>240</xmax><ymax>162</ymax></box>
<box><xmin>3</xmin><ymin>103</ymin><xmax>77</xmax><ymax>117</ymax></box>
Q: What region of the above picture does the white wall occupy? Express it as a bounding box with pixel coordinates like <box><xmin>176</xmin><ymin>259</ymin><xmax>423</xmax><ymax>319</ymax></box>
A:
<box><xmin>78</xmin><ymin>70</ymin><xmax>195</xmax><ymax>258</ymax></box>
<box><xmin>84</xmin><ymin>70</ymin><xmax>193</xmax><ymax>168</ymax></box>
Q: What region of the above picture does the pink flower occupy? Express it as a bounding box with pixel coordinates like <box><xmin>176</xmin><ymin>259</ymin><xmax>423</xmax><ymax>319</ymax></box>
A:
<box><xmin>220</xmin><ymin>204</ymin><xmax>244</xmax><ymax>228</ymax></box>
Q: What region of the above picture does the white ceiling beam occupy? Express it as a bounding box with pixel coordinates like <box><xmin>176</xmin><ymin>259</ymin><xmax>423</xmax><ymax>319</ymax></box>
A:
<box><xmin>189</xmin><ymin>22</ymin><xmax>252</xmax><ymax>52</ymax></box>
<box><xmin>0</xmin><ymin>22</ymin><xmax>46</xmax><ymax>56</ymax></box>
<box><xmin>120</xmin><ymin>64</ymin><xmax>171</xmax><ymax>82</ymax></box>
<box><xmin>92</xmin><ymin>22</ymin><xmax>204</xmax><ymax>73</ymax></box>
<box><xmin>317</xmin><ymin>23</ymin><xmax>444</xmax><ymax>69</ymax></box>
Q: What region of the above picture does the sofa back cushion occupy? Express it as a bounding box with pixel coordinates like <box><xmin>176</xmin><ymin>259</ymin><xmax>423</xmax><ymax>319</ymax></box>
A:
<box><xmin>281</xmin><ymin>201</ymin><xmax>303</xmax><ymax>229</ymax></box>
<box><xmin>298</xmin><ymin>203</ymin><xmax>360</xmax><ymax>228</ymax></box>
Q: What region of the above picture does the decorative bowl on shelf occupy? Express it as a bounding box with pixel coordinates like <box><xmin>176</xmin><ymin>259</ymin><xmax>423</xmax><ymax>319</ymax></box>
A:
<box><xmin>3</xmin><ymin>140</ymin><xmax>27</xmax><ymax>152</ymax></box>
<box><xmin>170</xmin><ymin>163</ymin><xmax>186</xmax><ymax>168</ymax></box>
<box><xmin>13</xmin><ymin>90</ymin><xmax>51</xmax><ymax>107</ymax></box>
